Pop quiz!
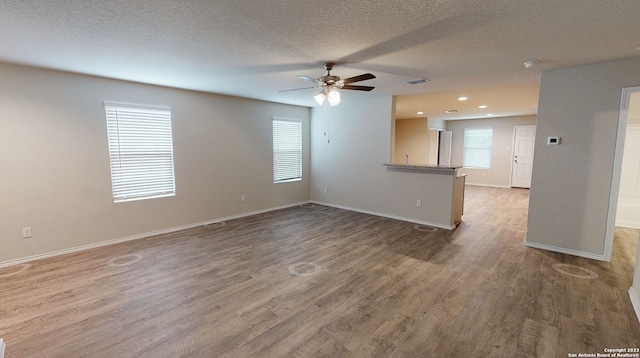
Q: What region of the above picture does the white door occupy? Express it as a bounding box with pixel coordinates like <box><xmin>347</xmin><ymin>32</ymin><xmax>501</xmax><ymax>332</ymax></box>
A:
<box><xmin>511</xmin><ymin>125</ymin><xmax>536</xmax><ymax>188</ymax></box>
<box><xmin>438</xmin><ymin>130</ymin><xmax>452</xmax><ymax>166</ymax></box>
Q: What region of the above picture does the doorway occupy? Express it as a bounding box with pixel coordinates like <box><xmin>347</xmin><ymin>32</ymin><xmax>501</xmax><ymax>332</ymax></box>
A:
<box><xmin>605</xmin><ymin>86</ymin><xmax>640</xmax><ymax>260</ymax></box>
<box><xmin>511</xmin><ymin>125</ymin><xmax>536</xmax><ymax>188</ymax></box>
<box><xmin>438</xmin><ymin>130</ymin><xmax>452</xmax><ymax>166</ymax></box>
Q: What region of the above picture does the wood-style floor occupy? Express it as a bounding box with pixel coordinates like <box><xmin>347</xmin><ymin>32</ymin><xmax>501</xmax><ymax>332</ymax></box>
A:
<box><xmin>1</xmin><ymin>186</ymin><xmax>639</xmax><ymax>357</ymax></box>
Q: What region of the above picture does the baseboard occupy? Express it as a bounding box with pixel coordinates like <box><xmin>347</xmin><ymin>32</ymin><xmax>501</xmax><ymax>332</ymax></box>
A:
<box><xmin>523</xmin><ymin>241</ymin><xmax>608</xmax><ymax>261</ymax></box>
<box><xmin>464</xmin><ymin>183</ymin><xmax>511</xmax><ymax>188</ymax></box>
<box><xmin>311</xmin><ymin>200</ymin><xmax>455</xmax><ymax>230</ymax></box>
<box><xmin>615</xmin><ymin>220</ymin><xmax>640</xmax><ymax>230</ymax></box>
<box><xmin>0</xmin><ymin>201</ymin><xmax>310</xmax><ymax>269</ymax></box>
<box><xmin>630</xmin><ymin>287</ymin><xmax>640</xmax><ymax>325</ymax></box>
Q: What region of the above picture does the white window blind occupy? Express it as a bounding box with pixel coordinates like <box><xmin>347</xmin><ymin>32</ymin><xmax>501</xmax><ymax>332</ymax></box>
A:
<box><xmin>105</xmin><ymin>103</ymin><xmax>175</xmax><ymax>202</ymax></box>
<box><xmin>273</xmin><ymin>119</ymin><xmax>302</xmax><ymax>183</ymax></box>
<box><xmin>463</xmin><ymin>128</ymin><xmax>493</xmax><ymax>169</ymax></box>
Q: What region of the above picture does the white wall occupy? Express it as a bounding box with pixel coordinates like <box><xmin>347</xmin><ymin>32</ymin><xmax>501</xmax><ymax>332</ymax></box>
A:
<box><xmin>446</xmin><ymin>115</ymin><xmax>537</xmax><ymax>187</ymax></box>
<box><xmin>616</xmin><ymin>92</ymin><xmax>640</xmax><ymax>229</ymax></box>
<box><xmin>428</xmin><ymin>118</ymin><xmax>445</xmax><ymax>130</ymax></box>
<box><xmin>526</xmin><ymin>57</ymin><xmax>640</xmax><ymax>260</ymax></box>
<box><xmin>0</xmin><ymin>63</ymin><xmax>310</xmax><ymax>264</ymax></box>
<box><xmin>310</xmin><ymin>97</ymin><xmax>456</xmax><ymax>228</ymax></box>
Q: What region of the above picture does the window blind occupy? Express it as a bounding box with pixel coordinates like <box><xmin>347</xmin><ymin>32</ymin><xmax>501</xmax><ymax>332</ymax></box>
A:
<box><xmin>105</xmin><ymin>103</ymin><xmax>175</xmax><ymax>202</ymax></box>
<box><xmin>463</xmin><ymin>128</ymin><xmax>493</xmax><ymax>169</ymax></box>
<box><xmin>273</xmin><ymin>119</ymin><xmax>302</xmax><ymax>183</ymax></box>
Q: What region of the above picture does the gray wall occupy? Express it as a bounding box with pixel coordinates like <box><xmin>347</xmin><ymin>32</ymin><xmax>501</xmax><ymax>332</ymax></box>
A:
<box><xmin>526</xmin><ymin>57</ymin><xmax>640</xmax><ymax>260</ymax></box>
<box><xmin>310</xmin><ymin>97</ymin><xmax>456</xmax><ymax>228</ymax></box>
<box><xmin>446</xmin><ymin>115</ymin><xmax>537</xmax><ymax>187</ymax></box>
<box><xmin>0</xmin><ymin>63</ymin><xmax>310</xmax><ymax>264</ymax></box>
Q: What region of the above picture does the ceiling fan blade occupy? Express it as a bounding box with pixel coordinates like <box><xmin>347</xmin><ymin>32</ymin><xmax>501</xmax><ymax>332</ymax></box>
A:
<box><xmin>297</xmin><ymin>75</ymin><xmax>323</xmax><ymax>84</ymax></box>
<box><xmin>341</xmin><ymin>73</ymin><xmax>376</xmax><ymax>84</ymax></box>
<box><xmin>341</xmin><ymin>85</ymin><xmax>375</xmax><ymax>91</ymax></box>
<box><xmin>278</xmin><ymin>86</ymin><xmax>320</xmax><ymax>92</ymax></box>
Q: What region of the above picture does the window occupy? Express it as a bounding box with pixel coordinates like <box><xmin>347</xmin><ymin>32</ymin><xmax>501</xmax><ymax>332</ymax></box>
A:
<box><xmin>105</xmin><ymin>103</ymin><xmax>175</xmax><ymax>202</ymax></box>
<box><xmin>463</xmin><ymin>128</ymin><xmax>493</xmax><ymax>169</ymax></box>
<box><xmin>273</xmin><ymin>118</ymin><xmax>302</xmax><ymax>183</ymax></box>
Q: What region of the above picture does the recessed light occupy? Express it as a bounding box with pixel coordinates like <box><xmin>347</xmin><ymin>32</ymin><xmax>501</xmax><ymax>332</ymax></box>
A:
<box><xmin>486</xmin><ymin>113</ymin><xmax>493</xmax><ymax>116</ymax></box>
<box><xmin>458</xmin><ymin>97</ymin><xmax>468</xmax><ymax>101</ymax></box>
<box><xmin>445</xmin><ymin>109</ymin><xmax>458</xmax><ymax>114</ymax></box>
<box><xmin>417</xmin><ymin>111</ymin><xmax>424</xmax><ymax>115</ymax></box>
<box><xmin>478</xmin><ymin>105</ymin><xmax>487</xmax><ymax>109</ymax></box>
<box><xmin>523</xmin><ymin>60</ymin><xmax>539</xmax><ymax>69</ymax></box>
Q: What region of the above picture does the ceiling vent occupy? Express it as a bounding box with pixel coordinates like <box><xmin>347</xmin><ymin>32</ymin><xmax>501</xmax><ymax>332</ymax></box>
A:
<box><xmin>405</xmin><ymin>78</ymin><xmax>429</xmax><ymax>85</ymax></box>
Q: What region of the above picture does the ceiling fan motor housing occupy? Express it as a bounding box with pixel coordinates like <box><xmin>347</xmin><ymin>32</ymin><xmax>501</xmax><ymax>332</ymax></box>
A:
<box><xmin>321</xmin><ymin>75</ymin><xmax>341</xmax><ymax>84</ymax></box>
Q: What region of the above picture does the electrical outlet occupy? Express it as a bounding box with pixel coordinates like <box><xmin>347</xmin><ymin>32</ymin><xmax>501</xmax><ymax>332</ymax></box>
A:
<box><xmin>22</xmin><ymin>227</ymin><xmax>32</xmax><ymax>238</ymax></box>
<box><xmin>416</xmin><ymin>199</ymin><xmax>422</xmax><ymax>207</ymax></box>
<box><xmin>240</xmin><ymin>195</ymin><xmax>246</xmax><ymax>202</ymax></box>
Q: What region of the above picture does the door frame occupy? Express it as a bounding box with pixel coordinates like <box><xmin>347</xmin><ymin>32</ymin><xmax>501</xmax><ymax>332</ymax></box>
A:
<box><xmin>509</xmin><ymin>125</ymin><xmax>536</xmax><ymax>188</ymax></box>
<box><xmin>604</xmin><ymin>86</ymin><xmax>640</xmax><ymax>261</ymax></box>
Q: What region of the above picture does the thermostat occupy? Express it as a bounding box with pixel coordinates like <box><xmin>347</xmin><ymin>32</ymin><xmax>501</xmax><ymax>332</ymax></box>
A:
<box><xmin>547</xmin><ymin>136</ymin><xmax>560</xmax><ymax>145</ymax></box>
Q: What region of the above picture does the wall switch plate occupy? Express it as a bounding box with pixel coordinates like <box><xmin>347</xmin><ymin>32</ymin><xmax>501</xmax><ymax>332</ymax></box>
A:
<box><xmin>22</xmin><ymin>227</ymin><xmax>32</xmax><ymax>238</ymax></box>
<box><xmin>240</xmin><ymin>195</ymin><xmax>246</xmax><ymax>202</ymax></box>
<box><xmin>323</xmin><ymin>187</ymin><xmax>328</xmax><ymax>193</ymax></box>
<box><xmin>416</xmin><ymin>199</ymin><xmax>422</xmax><ymax>207</ymax></box>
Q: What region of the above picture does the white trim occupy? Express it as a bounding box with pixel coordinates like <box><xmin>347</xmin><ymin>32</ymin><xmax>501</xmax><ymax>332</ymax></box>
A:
<box><xmin>464</xmin><ymin>183</ymin><xmax>511</xmax><ymax>189</ymax></box>
<box><xmin>0</xmin><ymin>201</ymin><xmax>309</xmax><ymax>269</ymax></box>
<box><xmin>630</xmin><ymin>286</ymin><xmax>640</xmax><ymax>325</ymax></box>
<box><xmin>523</xmin><ymin>241</ymin><xmax>607</xmax><ymax>261</ymax></box>
<box><xmin>311</xmin><ymin>200</ymin><xmax>455</xmax><ymax>230</ymax></box>
<box><xmin>0</xmin><ymin>338</ymin><xmax>5</xmax><ymax>358</ymax></box>
<box><xmin>605</xmin><ymin>86</ymin><xmax>640</xmax><ymax>262</ymax></box>
<box><xmin>509</xmin><ymin>126</ymin><xmax>516</xmax><ymax>188</ymax></box>
<box><xmin>103</xmin><ymin>101</ymin><xmax>171</xmax><ymax>112</ymax></box>
<box><xmin>615</xmin><ymin>220</ymin><xmax>640</xmax><ymax>230</ymax></box>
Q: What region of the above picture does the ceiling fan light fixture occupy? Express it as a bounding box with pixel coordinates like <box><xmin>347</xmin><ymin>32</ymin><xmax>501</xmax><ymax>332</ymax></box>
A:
<box><xmin>314</xmin><ymin>92</ymin><xmax>326</xmax><ymax>105</ymax></box>
<box><xmin>288</xmin><ymin>63</ymin><xmax>374</xmax><ymax>106</ymax></box>
<box><xmin>327</xmin><ymin>89</ymin><xmax>341</xmax><ymax>106</ymax></box>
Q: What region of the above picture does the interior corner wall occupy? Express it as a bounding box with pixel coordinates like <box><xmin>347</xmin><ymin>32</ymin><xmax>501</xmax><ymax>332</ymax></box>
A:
<box><xmin>310</xmin><ymin>96</ymin><xmax>453</xmax><ymax>228</ymax></box>
<box><xmin>446</xmin><ymin>115</ymin><xmax>537</xmax><ymax>187</ymax></box>
<box><xmin>0</xmin><ymin>63</ymin><xmax>310</xmax><ymax>264</ymax></box>
<box><xmin>526</xmin><ymin>57</ymin><xmax>640</xmax><ymax>260</ymax></box>
<box><xmin>428</xmin><ymin>118</ymin><xmax>445</xmax><ymax>130</ymax></box>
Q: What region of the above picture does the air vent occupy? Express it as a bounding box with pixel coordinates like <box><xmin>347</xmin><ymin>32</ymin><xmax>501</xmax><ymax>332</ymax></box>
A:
<box><xmin>405</xmin><ymin>78</ymin><xmax>429</xmax><ymax>85</ymax></box>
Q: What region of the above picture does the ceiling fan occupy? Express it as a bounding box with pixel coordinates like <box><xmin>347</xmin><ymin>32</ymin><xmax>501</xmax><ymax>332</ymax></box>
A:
<box><xmin>280</xmin><ymin>63</ymin><xmax>376</xmax><ymax>106</ymax></box>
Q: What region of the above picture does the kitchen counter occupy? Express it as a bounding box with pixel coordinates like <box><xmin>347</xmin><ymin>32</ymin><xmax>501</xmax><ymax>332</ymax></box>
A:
<box><xmin>383</xmin><ymin>163</ymin><xmax>466</xmax><ymax>228</ymax></box>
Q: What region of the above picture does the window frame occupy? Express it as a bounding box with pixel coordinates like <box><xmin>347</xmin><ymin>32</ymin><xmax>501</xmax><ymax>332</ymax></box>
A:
<box><xmin>272</xmin><ymin>117</ymin><xmax>303</xmax><ymax>183</ymax></box>
<box><xmin>462</xmin><ymin>127</ymin><xmax>493</xmax><ymax>169</ymax></box>
<box><xmin>104</xmin><ymin>102</ymin><xmax>176</xmax><ymax>203</ymax></box>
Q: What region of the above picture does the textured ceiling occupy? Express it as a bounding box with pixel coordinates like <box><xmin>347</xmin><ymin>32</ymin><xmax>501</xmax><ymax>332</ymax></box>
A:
<box><xmin>1</xmin><ymin>0</ymin><xmax>639</xmax><ymax>120</ymax></box>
